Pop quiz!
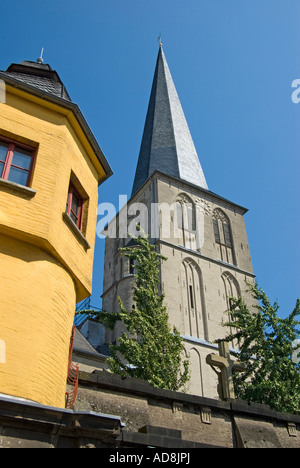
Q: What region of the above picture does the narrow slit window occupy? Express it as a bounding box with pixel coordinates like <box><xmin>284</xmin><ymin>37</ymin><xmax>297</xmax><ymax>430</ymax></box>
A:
<box><xmin>189</xmin><ymin>285</ymin><xmax>194</xmax><ymax>309</ymax></box>
<box><xmin>129</xmin><ymin>258</ymin><xmax>135</xmax><ymax>275</ymax></box>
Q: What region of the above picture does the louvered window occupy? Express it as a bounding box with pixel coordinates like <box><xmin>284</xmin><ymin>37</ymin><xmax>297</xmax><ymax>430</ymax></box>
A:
<box><xmin>176</xmin><ymin>197</ymin><xmax>198</xmax><ymax>251</ymax></box>
<box><xmin>213</xmin><ymin>218</ymin><xmax>221</xmax><ymax>243</ymax></box>
<box><xmin>213</xmin><ymin>209</ymin><xmax>236</xmax><ymax>265</ymax></box>
<box><xmin>177</xmin><ymin>200</ymin><xmax>196</xmax><ymax>232</ymax></box>
<box><xmin>176</xmin><ymin>202</ymin><xmax>183</xmax><ymax>229</ymax></box>
<box><xmin>187</xmin><ymin>203</ymin><xmax>196</xmax><ymax>231</ymax></box>
<box><xmin>223</xmin><ymin>222</ymin><xmax>232</xmax><ymax>248</ymax></box>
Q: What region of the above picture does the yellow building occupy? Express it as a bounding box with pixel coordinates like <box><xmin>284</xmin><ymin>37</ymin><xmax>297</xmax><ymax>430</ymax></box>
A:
<box><xmin>0</xmin><ymin>58</ymin><xmax>112</xmax><ymax>408</ymax></box>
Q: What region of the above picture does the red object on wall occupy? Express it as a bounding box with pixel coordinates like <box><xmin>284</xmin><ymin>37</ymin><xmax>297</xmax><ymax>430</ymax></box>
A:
<box><xmin>65</xmin><ymin>326</ymin><xmax>79</xmax><ymax>409</ymax></box>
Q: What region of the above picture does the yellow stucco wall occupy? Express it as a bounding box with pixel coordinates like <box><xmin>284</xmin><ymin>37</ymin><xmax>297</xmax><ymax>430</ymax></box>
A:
<box><xmin>0</xmin><ymin>85</ymin><xmax>107</xmax><ymax>407</ymax></box>
<box><xmin>0</xmin><ymin>87</ymin><xmax>101</xmax><ymax>301</ymax></box>
<box><xmin>0</xmin><ymin>234</ymin><xmax>76</xmax><ymax>407</ymax></box>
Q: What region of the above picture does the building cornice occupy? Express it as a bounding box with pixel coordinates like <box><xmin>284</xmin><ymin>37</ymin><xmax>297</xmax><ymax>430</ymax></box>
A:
<box><xmin>131</xmin><ymin>170</ymin><xmax>249</xmax><ymax>215</ymax></box>
<box><xmin>158</xmin><ymin>239</ymin><xmax>255</xmax><ymax>278</ymax></box>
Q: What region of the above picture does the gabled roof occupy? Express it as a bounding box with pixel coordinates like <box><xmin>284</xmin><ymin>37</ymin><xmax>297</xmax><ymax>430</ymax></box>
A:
<box><xmin>131</xmin><ymin>46</ymin><xmax>208</xmax><ymax>196</ymax></box>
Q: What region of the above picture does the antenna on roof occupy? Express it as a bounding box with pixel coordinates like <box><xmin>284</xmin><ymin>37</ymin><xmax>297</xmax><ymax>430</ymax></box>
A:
<box><xmin>36</xmin><ymin>48</ymin><xmax>44</xmax><ymax>64</ymax></box>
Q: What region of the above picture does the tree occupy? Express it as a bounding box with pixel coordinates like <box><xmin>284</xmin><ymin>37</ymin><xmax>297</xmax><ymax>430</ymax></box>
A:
<box><xmin>78</xmin><ymin>229</ymin><xmax>190</xmax><ymax>392</ymax></box>
<box><xmin>219</xmin><ymin>282</ymin><xmax>300</xmax><ymax>414</ymax></box>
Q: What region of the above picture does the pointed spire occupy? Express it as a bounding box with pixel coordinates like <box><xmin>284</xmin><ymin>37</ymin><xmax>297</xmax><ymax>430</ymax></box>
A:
<box><xmin>131</xmin><ymin>45</ymin><xmax>208</xmax><ymax>196</ymax></box>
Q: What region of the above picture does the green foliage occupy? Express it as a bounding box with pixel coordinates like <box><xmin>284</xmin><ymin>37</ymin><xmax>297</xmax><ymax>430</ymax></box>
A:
<box><xmin>220</xmin><ymin>282</ymin><xmax>300</xmax><ymax>414</ymax></box>
<box><xmin>75</xmin><ymin>308</ymin><xmax>118</xmax><ymax>329</ymax></box>
<box><xmin>110</xmin><ymin>231</ymin><xmax>190</xmax><ymax>391</ymax></box>
<box><xmin>77</xmin><ymin>229</ymin><xmax>190</xmax><ymax>392</ymax></box>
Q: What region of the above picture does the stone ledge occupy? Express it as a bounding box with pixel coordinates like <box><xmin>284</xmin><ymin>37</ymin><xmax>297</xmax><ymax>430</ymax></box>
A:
<box><xmin>0</xmin><ymin>178</ymin><xmax>36</xmax><ymax>198</ymax></box>
<box><xmin>78</xmin><ymin>370</ymin><xmax>300</xmax><ymax>428</ymax></box>
<box><xmin>78</xmin><ymin>370</ymin><xmax>230</xmax><ymax>411</ymax></box>
<box><xmin>119</xmin><ymin>429</ymin><xmax>220</xmax><ymax>448</ymax></box>
<box><xmin>0</xmin><ymin>394</ymin><xmax>123</xmax><ymax>442</ymax></box>
<box><xmin>62</xmin><ymin>212</ymin><xmax>91</xmax><ymax>250</ymax></box>
<box><xmin>230</xmin><ymin>399</ymin><xmax>300</xmax><ymax>425</ymax></box>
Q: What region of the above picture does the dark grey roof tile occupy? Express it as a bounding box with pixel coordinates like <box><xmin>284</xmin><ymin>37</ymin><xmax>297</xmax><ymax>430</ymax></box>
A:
<box><xmin>132</xmin><ymin>47</ymin><xmax>208</xmax><ymax>196</ymax></box>
<box><xmin>1</xmin><ymin>60</ymin><xmax>71</xmax><ymax>101</ymax></box>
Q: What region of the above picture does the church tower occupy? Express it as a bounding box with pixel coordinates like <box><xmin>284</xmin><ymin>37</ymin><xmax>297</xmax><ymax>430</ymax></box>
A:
<box><xmin>102</xmin><ymin>45</ymin><xmax>256</xmax><ymax>398</ymax></box>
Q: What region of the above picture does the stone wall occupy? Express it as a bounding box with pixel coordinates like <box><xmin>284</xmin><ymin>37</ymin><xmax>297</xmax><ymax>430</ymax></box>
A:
<box><xmin>73</xmin><ymin>370</ymin><xmax>300</xmax><ymax>449</ymax></box>
<box><xmin>0</xmin><ymin>370</ymin><xmax>299</xmax><ymax>448</ymax></box>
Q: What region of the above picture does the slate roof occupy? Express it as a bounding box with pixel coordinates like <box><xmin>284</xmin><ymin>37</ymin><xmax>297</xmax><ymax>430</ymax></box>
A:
<box><xmin>131</xmin><ymin>46</ymin><xmax>208</xmax><ymax>197</ymax></box>
<box><xmin>0</xmin><ymin>59</ymin><xmax>113</xmax><ymax>182</ymax></box>
<box><xmin>1</xmin><ymin>61</ymin><xmax>71</xmax><ymax>101</ymax></box>
<box><xmin>73</xmin><ymin>327</ymin><xmax>108</xmax><ymax>359</ymax></box>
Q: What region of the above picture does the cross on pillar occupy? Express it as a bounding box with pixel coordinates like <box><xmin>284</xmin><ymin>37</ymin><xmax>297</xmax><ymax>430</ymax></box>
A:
<box><xmin>206</xmin><ymin>341</ymin><xmax>245</xmax><ymax>400</ymax></box>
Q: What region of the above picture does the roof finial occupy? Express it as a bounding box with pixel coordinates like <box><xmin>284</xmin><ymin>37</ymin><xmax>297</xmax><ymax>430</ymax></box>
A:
<box><xmin>158</xmin><ymin>34</ymin><xmax>163</xmax><ymax>47</ymax></box>
<box><xmin>37</xmin><ymin>48</ymin><xmax>44</xmax><ymax>64</ymax></box>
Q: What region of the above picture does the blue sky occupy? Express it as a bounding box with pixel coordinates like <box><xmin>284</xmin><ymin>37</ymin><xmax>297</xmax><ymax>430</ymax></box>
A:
<box><xmin>1</xmin><ymin>1</ymin><xmax>299</xmax><ymax>319</ymax></box>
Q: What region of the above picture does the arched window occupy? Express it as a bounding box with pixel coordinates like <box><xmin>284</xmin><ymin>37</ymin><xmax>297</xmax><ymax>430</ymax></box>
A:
<box><xmin>176</xmin><ymin>194</ymin><xmax>197</xmax><ymax>250</ymax></box>
<box><xmin>221</xmin><ymin>272</ymin><xmax>240</xmax><ymax>310</ymax></box>
<box><xmin>221</xmin><ymin>272</ymin><xmax>240</xmax><ymax>347</ymax></box>
<box><xmin>213</xmin><ymin>209</ymin><xmax>235</xmax><ymax>265</ymax></box>
<box><xmin>188</xmin><ymin>348</ymin><xmax>204</xmax><ymax>396</ymax></box>
<box><xmin>180</xmin><ymin>259</ymin><xmax>208</xmax><ymax>340</ymax></box>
